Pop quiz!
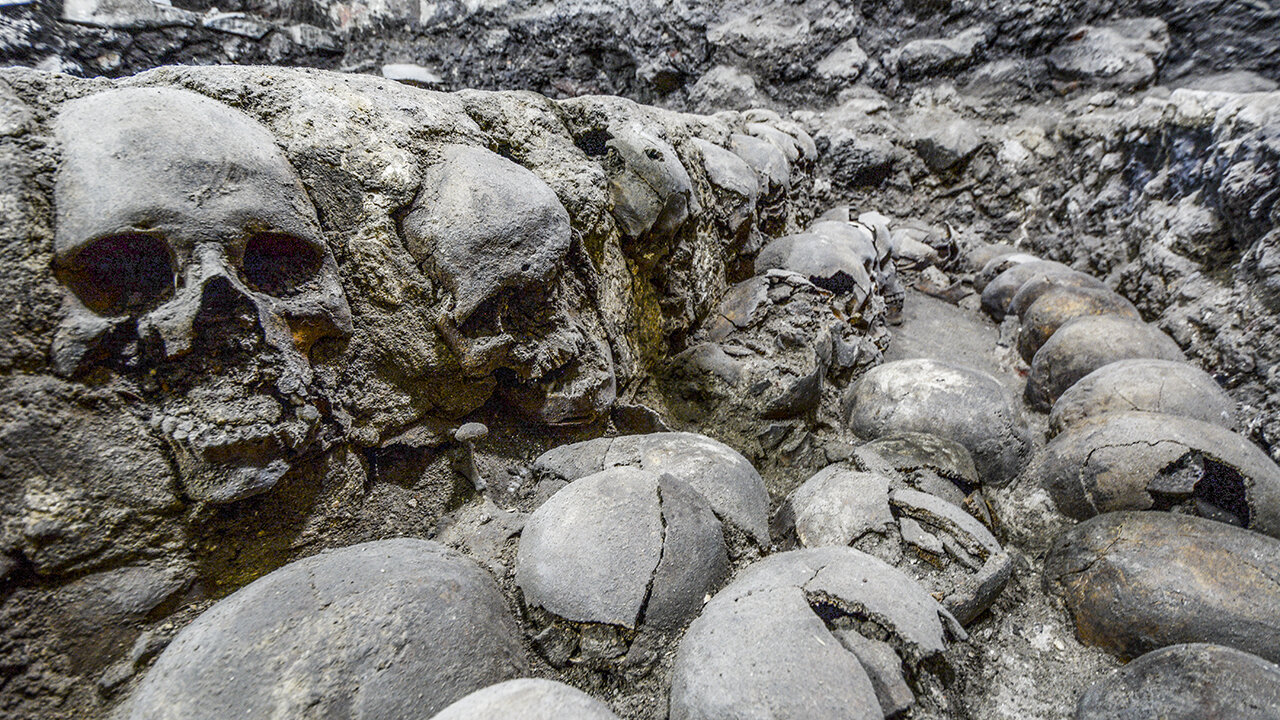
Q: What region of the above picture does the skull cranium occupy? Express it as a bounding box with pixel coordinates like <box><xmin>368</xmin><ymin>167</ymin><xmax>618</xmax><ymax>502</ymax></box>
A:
<box><xmin>51</xmin><ymin>87</ymin><xmax>352</xmax><ymax>503</ymax></box>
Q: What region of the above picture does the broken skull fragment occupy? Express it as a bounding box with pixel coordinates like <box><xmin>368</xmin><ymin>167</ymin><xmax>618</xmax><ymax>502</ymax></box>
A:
<box><xmin>1035</xmin><ymin>410</ymin><xmax>1280</xmax><ymax>537</ymax></box>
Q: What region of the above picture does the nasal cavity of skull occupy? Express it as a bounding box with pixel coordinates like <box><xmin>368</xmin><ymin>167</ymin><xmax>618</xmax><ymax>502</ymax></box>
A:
<box><xmin>60</xmin><ymin>233</ymin><xmax>174</xmax><ymax>315</ymax></box>
<box><xmin>195</xmin><ymin>274</ymin><xmax>258</xmax><ymax>332</ymax></box>
<box><xmin>1148</xmin><ymin>451</ymin><xmax>1251</xmax><ymax>527</ymax></box>
<box><xmin>241</xmin><ymin>232</ymin><xmax>322</xmax><ymax>295</ymax></box>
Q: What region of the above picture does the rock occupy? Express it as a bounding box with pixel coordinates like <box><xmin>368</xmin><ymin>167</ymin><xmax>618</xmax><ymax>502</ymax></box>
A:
<box><xmin>686</xmin><ymin>66</ymin><xmax>769</xmax><ymax>112</ymax></box>
<box><xmin>730</xmin><ymin>132</ymin><xmax>791</xmax><ymax>195</ymax></box>
<box><xmin>381</xmin><ymin>63</ymin><xmax>443</xmax><ymax>86</ymax></box>
<box><xmin>1026</xmin><ymin>315</ymin><xmax>1186</xmax><ymax>410</ymax></box>
<box><xmin>532</xmin><ymin>432</ymin><xmax>771</xmax><ymax>547</ymax></box>
<box><xmin>670</xmin><ymin>547</ymin><xmax>959</xmax><ymax>720</ymax></box>
<box><xmin>1178</xmin><ymin>71</ymin><xmax>1280</xmax><ymax>94</ymax></box>
<box><xmin>1045</xmin><ymin>511</ymin><xmax>1280</xmax><ymax>664</ymax></box>
<box><xmin>202</xmin><ymin>12</ymin><xmax>273</xmax><ymax>39</ymax></box>
<box><xmin>754</xmin><ymin>232</ymin><xmax>872</xmax><ymax>302</ymax></box>
<box><xmin>1046</xmin><ymin>18</ymin><xmax>1169</xmax><ymax>91</ymax></box>
<box><xmin>844</xmin><ymin>358</ymin><xmax>1032</xmax><ymax>485</ymax></box>
<box><xmin>782</xmin><ymin>466</ymin><xmax>895</xmax><ymax>548</ymax></box>
<box><xmin>980</xmin><ymin>259</ymin><xmax>1073</xmax><ymax>320</ymax></box>
<box><xmin>125</xmin><ymin>539</ymin><xmax>525</xmax><ymax>719</ymax></box>
<box><xmin>1036</xmin><ymin>410</ymin><xmax>1280</xmax><ymax>537</ymax></box>
<box><xmin>896</xmin><ymin>25</ymin><xmax>989</xmax><ymax>79</ymax></box>
<box><xmin>705</xmin><ymin>8</ymin><xmax>811</xmax><ymax>66</ymax></box>
<box><xmin>435</xmin><ymin>497</ymin><xmax>525</xmax><ymax>574</ymax></box>
<box><xmin>61</xmin><ymin>0</ymin><xmax>197</xmax><ymax>29</ymax></box>
<box><xmin>516</xmin><ymin>467</ymin><xmax>727</xmax><ymax>631</ymax></box>
<box><xmin>283</xmin><ymin>23</ymin><xmax>342</xmax><ymax>52</ymax></box>
<box><xmin>911</xmin><ymin>116</ymin><xmax>983</xmax><ymax>175</ymax></box>
<box><xmin>1016</xmin><ymin>285</ymin><xmax>1141</xmax><ymax>364</ymax></box>
<box><xmin>605</xmin><ymin>123</ymin><xmax>695</xmax><ymax>242</ymax></box>
<box><xmin>431</xmin><ymin>678</ymin><xmax>620</xmax><ymax>719</ymax></box>
<box><xmin>741</xmin><ymin>109</ymin><xmax>783</xmax><ymax>124</ymax></box>
<box><xmin>1007</xmin><ymin>269</ymin><xmax>1109</xmax><ymax>320</ymax></box>
<box><xmin>50</xmin><ymin>564</ymin><xmax>188</xmax><ymax>671</ymax></box>
<box><xmin>824</xmin><ymin>131</ymin><xmax>900</xmax><ymax>188</ymax></box>
<box><xmin>1049</xmin><ymin>359</ymin><xmax>1237</xmax><ymax>436</ymax></box>
<box><xmin>1075</xmin><ymin>643</ymin><xmax>1280</xmax><ymax>720</ymax></box>
<box><xmin>815</xmin><ymin>38</ymin><xmax>869</xmax><ymax>83</ymax></box>
<box><xmin>400</xmin><ymin>143</ymin><xmax>571</xmax><ymax>323</ymax></box>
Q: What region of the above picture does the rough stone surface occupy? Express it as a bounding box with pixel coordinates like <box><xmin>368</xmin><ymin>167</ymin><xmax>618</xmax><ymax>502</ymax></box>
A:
<box><xmin>1046</xmin><ymin>19</ymin><xmax>1169</xmax><ymax>91</ymax></box>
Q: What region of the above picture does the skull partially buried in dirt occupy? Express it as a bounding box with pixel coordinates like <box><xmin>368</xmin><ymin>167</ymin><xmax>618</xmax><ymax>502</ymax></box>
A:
<box><xmin>51</xmin><ymin>88</ymin><xmax>352</xmax><ymax>503</ymax></box>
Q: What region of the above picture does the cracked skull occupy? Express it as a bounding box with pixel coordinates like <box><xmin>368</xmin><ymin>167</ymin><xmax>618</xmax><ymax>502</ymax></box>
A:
<box><xmin>51</xmin><ymin>87</ymin><xmax>352</xmax><ymax>503</ymax></box>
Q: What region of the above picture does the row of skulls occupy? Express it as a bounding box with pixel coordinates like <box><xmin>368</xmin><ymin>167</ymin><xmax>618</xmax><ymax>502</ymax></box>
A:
<box><xmin>48</xmin><ymin>86</ymin><xmax>617</xmax><ymax>505</ymax></box>
<box><xmin>38</xmin><ymin>85</ymin><xmax>755</xmax><ymax>507</ymax></box>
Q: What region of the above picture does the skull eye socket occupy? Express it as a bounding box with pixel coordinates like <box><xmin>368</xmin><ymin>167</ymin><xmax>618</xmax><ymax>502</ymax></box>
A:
<box><xmin>241</xmin><ymin>232</ymin><xmax>324</xmax><ymax>295</ymax></box>
<box><xmin>60</xmin><ymin>233</ymin><xmax>175</xmax><ymax>316</ymax></box>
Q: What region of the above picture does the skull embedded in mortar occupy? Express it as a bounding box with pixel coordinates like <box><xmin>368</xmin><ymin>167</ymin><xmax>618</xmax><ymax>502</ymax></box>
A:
<box><xmin>51</xmin><ymin>87</ymin><xmax>352</xmax><ymax>504</ymax></box>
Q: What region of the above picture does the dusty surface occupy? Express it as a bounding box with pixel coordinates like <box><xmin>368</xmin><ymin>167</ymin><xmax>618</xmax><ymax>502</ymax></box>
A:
<box><xmin>2</xmin><ymin>2</ymin><xmax>1280</xmax><ymax>719</ymax></box>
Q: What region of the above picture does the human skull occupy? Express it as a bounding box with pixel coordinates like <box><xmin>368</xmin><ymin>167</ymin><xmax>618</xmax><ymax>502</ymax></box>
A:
<box><xmin>51</xmin><ymin>87</ymin><xmax>352</xmax><ymax>503</ymax></box>
<box><xmin>399</xmin><ymin>143</ymin><xmax>616</xmax><ymax>425</ymax></box>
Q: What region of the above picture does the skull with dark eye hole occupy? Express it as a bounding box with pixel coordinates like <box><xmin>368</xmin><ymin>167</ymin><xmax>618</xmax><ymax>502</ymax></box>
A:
<box><xmin>56</xmin><ymin>233</ymin><xmax>175</xmax><ymax>316</ymax></box>
<box><xmin>50</xmin><ymin>87</ymin><xmax>352</xmax><ymax>504</ymax></box>
<box><xmin>240</xmin><ymin>232</ymin><xmax>324</xmax><ymax>296</ymax></box>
